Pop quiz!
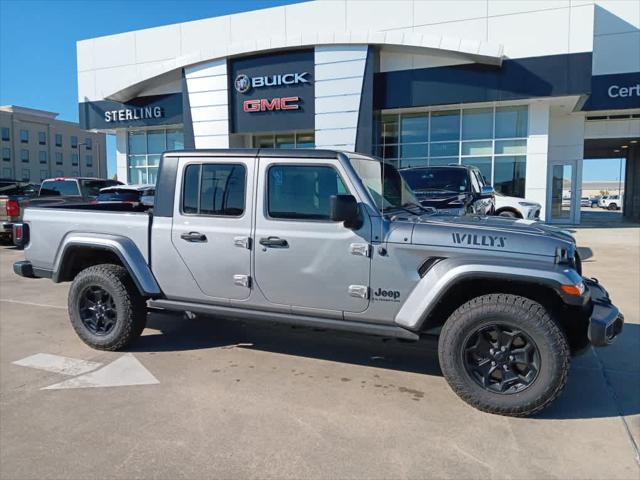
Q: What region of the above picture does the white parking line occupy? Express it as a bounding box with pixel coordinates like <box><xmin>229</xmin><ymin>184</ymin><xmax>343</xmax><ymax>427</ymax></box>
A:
<box><xmin>0</xmin><ymin>299</ymin><xmax>66</xmax><ymax>309</ymax></box>
<box><xmin>42</xmin><ymin>354</ymin><xmax>159</xmax><ymax>390</ymax></box>
<box><xmin>13</xmin><ymin>353</ymin><xmax>102</xmax><ymax>376</ymax></box>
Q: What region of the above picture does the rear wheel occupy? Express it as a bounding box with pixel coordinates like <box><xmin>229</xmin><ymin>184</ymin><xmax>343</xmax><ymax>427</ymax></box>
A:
<box><xmin>608</xmin><ymin>203</ymin><xmax>618</xmax><ymax>211</ymax></box>
<box><xmin>68</xmin><ymin>264</ymin><xmax>147</xmax><ymax>350</ymax></box>
<box><xmin>438</xmin><ymin>294</ymin><xmax>570</xmax><ymax>417</ymax></box>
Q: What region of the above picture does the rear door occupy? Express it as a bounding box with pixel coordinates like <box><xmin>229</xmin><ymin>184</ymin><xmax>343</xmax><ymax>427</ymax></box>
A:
<box><xmin>171</xmin><ymin>156</ymin><xmax>253</xmax><ymax>300</ymax></box>
<box><xmin>253</xmin><ymin>156</ymin><xmax>371</xmax><ymax>313</ymax></box>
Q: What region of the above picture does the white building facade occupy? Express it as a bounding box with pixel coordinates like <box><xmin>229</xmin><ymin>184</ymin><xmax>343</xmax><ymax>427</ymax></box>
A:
<box><xmin>77</xmin><ymin>0</ymin><xmax>640</xmax><ymax>223</ymax></box>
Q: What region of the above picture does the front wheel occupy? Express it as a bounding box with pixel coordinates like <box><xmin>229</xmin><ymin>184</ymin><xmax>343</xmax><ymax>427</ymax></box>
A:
<box><xmin>68</xmin><ymin>264</ymin><xmax>147</xmax><ymax>351</ymax></box>
<box><xmin>608</xmin><ymin>203</ymin><xmax>618</xmax><ymax>211</ymax></box>
<box><xmin>438</xmin><ymin>294</ymin><xmax>570</xmax><ymax>417</ymax></box>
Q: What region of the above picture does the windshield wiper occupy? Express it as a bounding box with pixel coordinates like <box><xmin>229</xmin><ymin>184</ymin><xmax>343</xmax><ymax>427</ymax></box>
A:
<box><xmin>385</xmin><ymin>202</ymin><xmax>435</xmax><ymax>216</ymax></box>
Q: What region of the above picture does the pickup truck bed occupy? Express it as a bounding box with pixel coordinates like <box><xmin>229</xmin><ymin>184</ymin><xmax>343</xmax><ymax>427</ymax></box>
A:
<box><xmin>24</xmin><ymin>205</ymin><xmax>151</xmax><ymax>275</ymax></box>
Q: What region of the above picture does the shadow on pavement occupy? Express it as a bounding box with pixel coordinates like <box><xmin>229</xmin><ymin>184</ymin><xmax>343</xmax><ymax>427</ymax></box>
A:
<box><xmin>129</xmin><ymin>310</ymin><xmax>639</xmax><ymax>420</ymax></box>
<box><xmin>129</xmin><ymin>309</ymin><xmax>442</xmax><ymax>377</ymax></box>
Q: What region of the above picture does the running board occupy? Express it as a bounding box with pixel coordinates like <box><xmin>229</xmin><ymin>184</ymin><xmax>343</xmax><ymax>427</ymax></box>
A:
<box><xmin>148</xmin><ymin>299</ymin><xmax>420</xmax><ymax>341</ymax></box>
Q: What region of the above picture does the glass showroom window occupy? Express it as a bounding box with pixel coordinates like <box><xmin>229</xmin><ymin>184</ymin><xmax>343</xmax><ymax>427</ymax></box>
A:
<box><xmin>128</xmin><ymin>128</ymin><xmax>184</xmax><ymax>184</ymax></box>
<box><xmin>252</xmin><ymin>132</ymin><xmax>315</xmax><ymax>149</ymax></box>
<box><xmin>375</xmin><ymin>105</ymin><xmax>528</xmax><ymax>197</ymax></box>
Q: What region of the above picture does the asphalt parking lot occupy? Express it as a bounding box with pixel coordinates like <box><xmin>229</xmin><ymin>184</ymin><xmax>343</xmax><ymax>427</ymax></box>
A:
<box><xmin>1</xmin><ymin>227</ymin><xmax>639</xmax><ymax>479</ymax></box>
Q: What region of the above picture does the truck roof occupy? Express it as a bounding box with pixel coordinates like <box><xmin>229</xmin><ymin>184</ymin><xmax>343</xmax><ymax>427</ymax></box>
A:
<box><xmin>162</xmin><ymin>148</ymin><xmax>345</xmax><ymax>160</ymax></box>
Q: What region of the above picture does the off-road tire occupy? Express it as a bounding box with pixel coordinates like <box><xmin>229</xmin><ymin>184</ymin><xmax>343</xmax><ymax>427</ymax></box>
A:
<box><xmin>68</xmin><ymin>264</ymin><xmax>147</xmax><ymax>351</ymax></box>
<box><xmin>438</xmin><ymin>294</ymin><xmax>570</xmax><ymax>417</ymax></box>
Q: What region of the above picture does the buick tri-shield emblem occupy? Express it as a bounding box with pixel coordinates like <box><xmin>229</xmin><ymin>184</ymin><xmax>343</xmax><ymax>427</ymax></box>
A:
<box><xmin>234</xmin><ymin>74</ymin><xmax>251</xmax><ymax>93</ymax></box>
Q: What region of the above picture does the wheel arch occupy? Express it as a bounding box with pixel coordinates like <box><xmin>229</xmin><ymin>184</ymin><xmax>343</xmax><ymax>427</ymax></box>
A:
<box><xmin>53</xmin><ymin>234</ymin><xmax>162</xmax><ymax>298</ymax></box>
<box><xmin>395</xmin><ymin>259</ymin><xmax>589</xmax><ymax>353</ymax></box>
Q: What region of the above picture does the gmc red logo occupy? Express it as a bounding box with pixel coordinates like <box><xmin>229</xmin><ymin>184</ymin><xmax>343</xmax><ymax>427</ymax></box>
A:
<box><xmin>243</xmin><ymin>96</ymin><xmax>300</xmax><ymax>113</ymax></box>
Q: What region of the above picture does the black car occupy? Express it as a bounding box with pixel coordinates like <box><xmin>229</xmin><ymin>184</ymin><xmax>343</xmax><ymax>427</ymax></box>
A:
<box><xmin>399</xmin><ymin>165</ymin><xmax>495</xmax><ymax>216</ymax></box>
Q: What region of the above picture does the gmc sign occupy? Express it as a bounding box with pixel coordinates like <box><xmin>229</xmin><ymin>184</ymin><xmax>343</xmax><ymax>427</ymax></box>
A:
<box><xmin>243</xmin><ymin>96</ymin><xmax>300</xmax><ymax>112</ymax></box>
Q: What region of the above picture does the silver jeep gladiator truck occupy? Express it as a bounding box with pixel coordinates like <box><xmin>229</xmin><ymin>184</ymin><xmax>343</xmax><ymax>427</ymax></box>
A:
<box><xmin>13</xmin><ymin>149</ymin><xmax>623</xmax><ymax>417</ymax></box>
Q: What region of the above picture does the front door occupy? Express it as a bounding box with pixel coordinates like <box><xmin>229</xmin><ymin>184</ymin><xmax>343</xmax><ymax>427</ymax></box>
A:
<box><xmin>171</xmin><ymin>157</ymin><xmax>253</xmax><ymax>300</ymax></box>
<box><xmin>253</xmin><ymin>158</ymin><xmax>371</xmax><ymax>313</ymax></box>
<box><xmin>548</xmin><ymin>160</ymin><xmax>579</xmax><ymax>224</ymax></box>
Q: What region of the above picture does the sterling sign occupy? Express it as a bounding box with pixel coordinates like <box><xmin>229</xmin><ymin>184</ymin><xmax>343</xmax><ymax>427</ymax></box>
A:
<box><xmin>104</xmin><ymin>106</ymin><xmax>163</xmax><ymax>123</ymax></box>
<box><xmin>79</xmin><ymin>94</ymin><xmax>183</xmax><ymax>131</ymax></box>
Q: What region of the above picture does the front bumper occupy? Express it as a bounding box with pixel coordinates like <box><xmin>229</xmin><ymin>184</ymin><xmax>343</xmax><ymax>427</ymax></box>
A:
<box><xmin>584</xmin><ymin>278</ymin><xmax>624</xmax><ymax>346</ymax></box>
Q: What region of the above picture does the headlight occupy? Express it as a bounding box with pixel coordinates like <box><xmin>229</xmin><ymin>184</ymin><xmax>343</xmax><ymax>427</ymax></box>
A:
<box><xmin>518</xmin><ymin>202</ymin><xmax>539</xmax><ymax>207</ymax></box>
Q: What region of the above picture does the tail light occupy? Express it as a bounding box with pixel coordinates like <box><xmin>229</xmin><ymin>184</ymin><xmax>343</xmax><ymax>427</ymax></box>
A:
<box><xmin>13</xmin><ymin>223</ymin><xmax>29</xmax><ymax>247</ymax></box>
<box><xmin>6</xmin><ymin>199</ymin><xmax>20</xmax><ymax>217</ymax></box>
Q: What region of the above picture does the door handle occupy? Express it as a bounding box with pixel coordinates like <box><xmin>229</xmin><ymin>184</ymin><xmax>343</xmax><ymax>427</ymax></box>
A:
<box><xmin>259</xmin><ymin>236</ymin><xmax>288</xmax><ymax>248</ymax></box>
<box><xmin>180</xmin><ymin>231</ymin><xmax>207</xmax><ymax>242</ymax></box>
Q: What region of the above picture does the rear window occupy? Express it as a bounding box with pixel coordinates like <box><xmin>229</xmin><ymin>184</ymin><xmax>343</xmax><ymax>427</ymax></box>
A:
<box><xmin>40</xmin><ymin>180</ymin><xmax>80</xmax><ymax>196</ymax></box>
<box><xmin>80</xmin><ymin>180</ymin><xmax>123</xmax><ymax>197</ymax></box>
<box><xmin>96</xmin><ymin>190</ymin><xmax>142</xmax><ymax>202</ymax></box>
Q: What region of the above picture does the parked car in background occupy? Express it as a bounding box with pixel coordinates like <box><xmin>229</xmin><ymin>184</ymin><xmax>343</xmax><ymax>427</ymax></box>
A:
<box><xmin>0</xmin><ymin>180</ymin><xmax>39</xmax><ymax>244</ymax></box>
<box><xmin>399</xmin><ymin>165</ymin><xmax>494</xmax><ymax>216</ymax></box>
<box><xmin>599</xmin><ymin>194</ymin><xmax>623</xmax><ymax>210</ymax></box>
<box><xmin>580</xmin><ymin>197</ymin><xmax>590</xmax><ymax>207</ymax></box>
<box><xmin>95</xmin><ymin>184</ymin><xmax>155</xmax><ymax>207</ymax></box>
<box><xmin>2</xmin><ymin>177</ymin><xmax>122</xmax><ymax>243</ymax></box>
<box><xmin>493</xmin><ymin>193</ymin><xmax>541</xmax><ymax>220</ymax></box>
<box><xmin>589</xmin><ymin>197</ymin><xmax>600</xmax><ymax>208</ymax></box>
<box><xmin>28</xmin><ymin>177</ymin><xmax>123</xmax><ymax>207</ymax></box>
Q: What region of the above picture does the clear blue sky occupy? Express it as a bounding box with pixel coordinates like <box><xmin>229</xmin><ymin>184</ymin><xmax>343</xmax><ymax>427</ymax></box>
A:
<box><xmin>0</xmin><ymin>0</ymin><xmax>627</xmax><ymax>182</ymax></box>
<box><xmin>0</xmin><ymin>0</ymin><xmax>303</xmax><ymax>176</ymax></box>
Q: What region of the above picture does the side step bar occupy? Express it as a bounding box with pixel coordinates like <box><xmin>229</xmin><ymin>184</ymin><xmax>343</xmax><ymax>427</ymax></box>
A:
<box><xmin>148</xmin><ymin>299</ymin><xmax>420</xmax><ymax>341</ymax></box>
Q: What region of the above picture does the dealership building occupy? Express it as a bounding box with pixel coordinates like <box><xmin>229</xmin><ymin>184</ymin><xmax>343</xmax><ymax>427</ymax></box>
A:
<box><xmin>77</xmin><ymin>0</ymin><xmax>639</xmax><ymax>223</ymax></box>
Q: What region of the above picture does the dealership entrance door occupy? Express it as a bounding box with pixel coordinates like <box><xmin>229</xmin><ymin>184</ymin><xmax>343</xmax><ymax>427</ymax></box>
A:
<box><xmin>548</xmin><ymin>159</ymin><xmax>580</xmax><ymax>224</ymax></box>
<box><xmin>584</xmin><ymin>137</ymin><xmax>640</xmax><ymax>222</ymax></box>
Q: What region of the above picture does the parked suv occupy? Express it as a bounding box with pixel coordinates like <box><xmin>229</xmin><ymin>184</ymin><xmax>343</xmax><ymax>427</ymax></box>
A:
<box><xmin>399</xmin><ymin>165</ymin><xmax>494</xmax><ymax>216</ymax></box>
<box><xmin>598</xmin><ymin>194</ymin><xmax>623</xmax><ymax>210</ymax></box>
<box><xmin>13</xmin><ymin>149</ymin><xmax>623</xmax><ymax>417</ymax></box>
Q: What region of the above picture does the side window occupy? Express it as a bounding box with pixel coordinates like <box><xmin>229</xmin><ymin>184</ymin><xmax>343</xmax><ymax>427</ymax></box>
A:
<box><xmin>182</xmin><ymin>163</ymin><xmax>246</xmax><ymax>216</ymax></box>
<box><xmin>267</xmin><ymin>165</ymin><xmax>348</xmax><ymax>220</ymax></box>
<box><xmin>469</xmin><ymin>170</ymin><xmax>481</xmax><ymax>194</ymax></box>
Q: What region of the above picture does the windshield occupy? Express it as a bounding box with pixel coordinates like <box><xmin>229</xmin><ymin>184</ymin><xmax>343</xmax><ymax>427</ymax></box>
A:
<box><xmin>400</xmin><ymin>168</ymin><xmax>468</xmax><ymax>193</ymax></box>
<box><xmin>349</xmin><ymin>157</ymin><xmax>419</xmax><ymax>211</ymax></box>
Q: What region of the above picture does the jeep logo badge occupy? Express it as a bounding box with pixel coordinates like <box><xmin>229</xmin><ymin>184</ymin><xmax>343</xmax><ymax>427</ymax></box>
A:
<box><xmin>373</xmin><ymin>288</ymin><xmax>401</xmax><ymax>302</ymax></box>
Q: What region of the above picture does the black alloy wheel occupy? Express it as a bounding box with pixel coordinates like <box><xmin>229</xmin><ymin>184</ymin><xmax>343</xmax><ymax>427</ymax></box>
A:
<box><xmin>79</xmin><ymin>285</ymin><xmax>117</xmax><ymax>335</ymax></box>
<box><xmin>463</xmin><ymin>323</ymin><xmax>541</xmax><ymax>394</ymax></box>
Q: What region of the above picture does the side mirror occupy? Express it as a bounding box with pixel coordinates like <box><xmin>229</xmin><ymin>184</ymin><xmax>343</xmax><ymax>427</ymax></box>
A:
<box><xmin>480</xmin><ymin>186</ymin><xmax>495</xmax><ymax>198</ymax></box>
<box><xmin>330</xmin><ymin>195</ymin><xmax>361</xmax><ymax>229</ymax></box>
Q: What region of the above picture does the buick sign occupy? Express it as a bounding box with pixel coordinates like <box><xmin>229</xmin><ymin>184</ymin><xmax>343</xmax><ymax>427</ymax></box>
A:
<box><xmin>234</xmin><ymin>72</ymin><xmax>310</xmax><ymax>93</ymax></box>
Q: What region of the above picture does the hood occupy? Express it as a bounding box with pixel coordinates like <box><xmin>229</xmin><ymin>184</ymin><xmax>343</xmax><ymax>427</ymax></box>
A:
<box><xmin>390</xmin><ymin>213</ymin><xmax>575</xmax><ymax>258</ymax></box>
